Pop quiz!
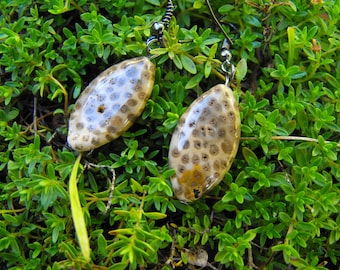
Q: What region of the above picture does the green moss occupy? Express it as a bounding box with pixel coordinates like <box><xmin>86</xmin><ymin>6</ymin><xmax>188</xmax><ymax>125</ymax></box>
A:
<box><xmin>0</xmin><ymin>0</ymin><xmax>339</xmax><ymax>269</ymax></box>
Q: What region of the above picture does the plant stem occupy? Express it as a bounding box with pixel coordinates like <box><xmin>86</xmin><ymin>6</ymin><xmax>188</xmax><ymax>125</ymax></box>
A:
<box><xmin>241</xmin><ymin>135</ymin><xmax>340</xmax><ymax>148</ymax></box>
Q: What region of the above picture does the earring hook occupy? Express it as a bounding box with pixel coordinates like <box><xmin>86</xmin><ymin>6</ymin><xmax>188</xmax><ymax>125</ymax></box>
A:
<box><xmin>146</xmin><ymin>0</ymin><xmax>175</xmax><ymax>53</ymax></box>
<box><xmin>221</xmin><ymin>39</ymin><xmax>235</xmax><ymax>86</ymax></box>
<box><xmin>205</xmin><ymin>0</ymin><xmax>235</xmax><ymax>85</ymax></box>
<box><xmin>204</xmin><ymin>0</ymin><xmax>233</xmax><ymax>46</ymax></box>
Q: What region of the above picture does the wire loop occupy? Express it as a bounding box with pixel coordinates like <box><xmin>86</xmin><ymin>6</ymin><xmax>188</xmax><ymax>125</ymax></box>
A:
<box><xmin>146</xmin><ymin>0</ymin><xmax>174</xmax><ymax>52</ymax></box>
<box><xmin>221</xmin><ymin>39</ymin><xmax>235</xmax><ymax>85</ymax></box>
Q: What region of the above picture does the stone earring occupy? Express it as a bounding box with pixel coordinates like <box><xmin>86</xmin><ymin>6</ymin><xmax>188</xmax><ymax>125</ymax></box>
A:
<box><xmin>67</xmin><ymin>0</ymin><xmax>174</xmax><ymax>152</ymax></box>
<box><xmin>168</xmin><ymin>39</ymin><xmax>241</xmax><ymax>202</ymax></box>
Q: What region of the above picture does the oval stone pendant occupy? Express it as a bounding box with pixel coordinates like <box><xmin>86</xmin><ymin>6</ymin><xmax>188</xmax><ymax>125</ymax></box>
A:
<box><xmin>67</xmin><ymin>57</ymin><xmax>155</xmax><ymax>152</ymax></box>
<box><xmin>168</xmin><ymin>84</ymin><xmax>241</xmax><ymax>202</ymax></box>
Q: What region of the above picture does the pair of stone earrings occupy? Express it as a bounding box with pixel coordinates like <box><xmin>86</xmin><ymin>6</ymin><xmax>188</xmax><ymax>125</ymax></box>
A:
<box><xmin>67</xmin><ymin>0</ymin><xmax>240</xmax><ymax>202</ymax></box>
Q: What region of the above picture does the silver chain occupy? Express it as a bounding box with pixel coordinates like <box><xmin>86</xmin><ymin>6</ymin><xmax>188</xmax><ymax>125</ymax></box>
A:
<box><xmin>221</xmin><ymin>38</ymin><xmax>235</xmax><ymax>86</ymax></box>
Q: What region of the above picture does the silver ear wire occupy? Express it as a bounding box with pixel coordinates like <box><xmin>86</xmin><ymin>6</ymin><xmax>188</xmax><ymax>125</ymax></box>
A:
<box><xmin>204</xmin><ymin>0</ymin><xmax>236</xmax><ymax>85</ymax></box>
<box><xmin>146</xmin><ymin>0</ymin><xmax>174</xmax><ymax>53</ymax></box>
<box><xmin>205</xmin><ymin>0</ymin><xmax>233</xmax><ymax>46</ymax></box>
<box><xmin>221</xmin><ymin>38</ymin><xmax>235</xmax><ymax>86</ymax></box>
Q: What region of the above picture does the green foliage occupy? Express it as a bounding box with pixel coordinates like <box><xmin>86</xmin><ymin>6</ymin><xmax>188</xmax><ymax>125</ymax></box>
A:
<box><xmin>1</xmin><ymin>0</ymin><xmax>339</xmax><ymax>269</ymax></box>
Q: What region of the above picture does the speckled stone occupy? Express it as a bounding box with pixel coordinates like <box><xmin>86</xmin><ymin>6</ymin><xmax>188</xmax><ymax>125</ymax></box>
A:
<box><xmin>67</xmin><ymin>57</ymin><xmax>155</xmax><ymax>151</ymax></box>
<box><xmin>168</xmin><ymin>84</ymin><xmax>240</xmax><ymax>202</ymax></box>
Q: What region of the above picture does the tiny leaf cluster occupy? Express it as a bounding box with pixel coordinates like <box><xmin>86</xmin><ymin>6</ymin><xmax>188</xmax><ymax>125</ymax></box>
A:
<box><xmin>0</xmin><ymin>0</ymin><xmax>339</xmax><ymax>269</ymax></box>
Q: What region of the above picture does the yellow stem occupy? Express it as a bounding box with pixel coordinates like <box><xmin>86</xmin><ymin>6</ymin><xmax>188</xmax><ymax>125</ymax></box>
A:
<box><xmin>48</xmin><ymin>74</ymin><xmax>69</xmax><ymax>116</ymax></box>
<box><xmin>0</xmin><ymin>208</ymin><xmax>25</xmax><ymax>214</ymax></box>
<box><xmin>69</xmin><ymin>153</ymin><xmax>91</xmax><ymax>262</ymax></box>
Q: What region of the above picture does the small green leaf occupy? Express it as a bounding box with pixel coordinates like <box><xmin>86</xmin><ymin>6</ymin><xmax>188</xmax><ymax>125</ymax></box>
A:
<box><xmin>144</xmin><ymin>212</ymin><xmax>167</xmax><ymax>220</ymax></box>
<box><xmin>278</xmin><ymin>212</ymin><xmax>291</xmax><ymax>223</ymax></box>
<box><xmin>146</xmin><ymin>0</ymin><xmax>160</xmax><ymax>5</ymax></box>
<box><xmin>162</xmin><ymin>169</ymin><xmax>175</xmax><ymax>178</ymax></box>
<box><xmin>97</xmin><ymin>234</ymin><xmax>107</xmax><ymax>256</ymax></box>
<box><xmin>145</xmin><ymin>160</ymin><xmax>159</xmax><ymax>175</ymax></box>
<box><xmin>235</xmin><ymin>59</ymin><xmax>247</xmax><ymax>84</ymax></box>
<box><xmin>173</xmin><ymin>54</ymin><xmax>182</xmax><ymax>70</ymax></box>
<box><xmin>180</xmin><ymin>54</ymin><xmax>197</xmax><ymax>74</ymax></box>
<box><xmin>242</xmin><ymin>147</ymin><xmax>258</xmax><ymax>164</ymax></box>
<box><xmin>185</xmin><ymin>73</ymin><xmax>203</xmax><ymax>89</ymax></box>
<box><xmin>131</xmin><ymin>178</ymin><xmax>144</xmax><ymax>193</ymax></box>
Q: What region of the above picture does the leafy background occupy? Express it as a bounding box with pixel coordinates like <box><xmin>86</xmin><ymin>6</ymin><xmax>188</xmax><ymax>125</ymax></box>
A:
<box><xmin>0</xmin><ymin>0</ymin><xmax>340</xmax><ymax>269</ymax></box>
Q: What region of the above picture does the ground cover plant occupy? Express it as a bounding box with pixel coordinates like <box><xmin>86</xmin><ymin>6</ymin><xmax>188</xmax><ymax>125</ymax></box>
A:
<box><xmin>0</xmin><ymin>0</ymin><xmax>339</xmax><ymax>269</ymax></box>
